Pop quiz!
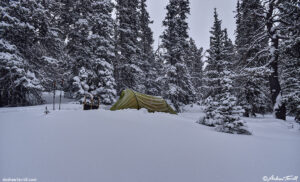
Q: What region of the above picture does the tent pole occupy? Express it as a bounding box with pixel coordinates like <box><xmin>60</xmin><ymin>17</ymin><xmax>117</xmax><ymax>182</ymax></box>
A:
<box><xmin>130</xmin><ymin>89</ymin><xmax>140</xmax><ymax>110</ymax></box>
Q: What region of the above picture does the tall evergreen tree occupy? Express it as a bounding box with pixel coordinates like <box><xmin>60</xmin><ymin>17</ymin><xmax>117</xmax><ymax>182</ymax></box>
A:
<box><xmin>278</xmin><ymin>0</ymin><xmax>300</xmax><ymax>122</ymax></box>
<box><xmin>160</xmin><ymin>0</ymin><xmax>196</xmax><ymax>111</ymax></box>
<box><xmin>234</xmin><ymin>0</ymin><xmax>271</xmax><ymax>117</ymax></box>
<box><xmin>65</xmin><ymin>0</ymin><xmax>95</xmax><ymax>100</ymax></box>
<box><xmin>49</xmin><ymin>0</ymin><xmax>83</xmax><ymax>89</ymax></box>
<box><xmin>138</xmin><ymin>0</ymin><xmax>154</xmax><ymax>65</ymax></box>
<box><xmin>264</xmin><ymin>0</ymin><xmax>286</xmax><ymax>120</ymax></box>
<box><xmin>54</xmin><ymin>0</ymin><xmax>116</xmax><ymax>104</ymax></box>
<box><xmin>31</xmin><ymin>0</ymin><xmax>67</xmax><ymax>91</ymax></box>
<box><xmin>0</xmin><ymin>0</ymin><xmax>62</xmax><ymax>106</ymax></box>
<box><xmin>251</xmin><ymin>0</ymin><xmax>299</xmax><ymax>120</ymax></box>
<box><xmin>203</xmin><ymin>8</ymin><xmax>224</xmax><ymax>99</ymax></box>
<box><xmin>185</xmin><ymin>38</ymin><xmax>204</xmax><ymax>100</ymax></box>
<box><xmin>64</xmin><ymin>0</ymin><xmax>117</xmax><ymax>104</ymax></box>
<box><xmin>138</xmin><ymin>0</ymin><xmax>158</xmax><ymax>95</ymax></box>
<box><xmin>89</xmin><ymin>0</ymin><xmax>117</xmax><ymax>104</ymax></box>
<box><xmin>115</xmin><ymin>0</ymin><xmax>144</xmax><ymax>92</ymax></box>
<box><xmin>200</xmin><ymin>9</ymin><xmax>250</xmax><ymax>135</ymax></box>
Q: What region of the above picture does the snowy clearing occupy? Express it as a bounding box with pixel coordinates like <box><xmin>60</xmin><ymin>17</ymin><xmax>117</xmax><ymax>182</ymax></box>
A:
<box><xmin>0</xmin><ymin>103</ymin><xmax>299</xmax><ymax>182</ymax></box>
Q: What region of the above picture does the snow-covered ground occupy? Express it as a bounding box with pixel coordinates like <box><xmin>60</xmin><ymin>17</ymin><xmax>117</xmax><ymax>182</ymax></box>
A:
<box><xmin>0</xmin><ymin>102</ymin><xmax>299</xmax><ymax>182</ymax></box>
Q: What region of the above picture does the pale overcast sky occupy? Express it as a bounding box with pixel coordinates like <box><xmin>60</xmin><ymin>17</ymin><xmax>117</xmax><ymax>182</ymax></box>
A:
<box><xmin>146</xmin><ymin>0</ymin><xmax>237</xmax><ymax>51</ymax></box>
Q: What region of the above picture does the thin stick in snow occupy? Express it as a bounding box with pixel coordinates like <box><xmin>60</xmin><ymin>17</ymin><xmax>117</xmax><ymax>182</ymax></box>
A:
<box><xmin>59</xmin><ymin>79</ymin><xmax>64</xmax><ymax>110</ymax></box>
<box><xmin>53</xmin><ymin>81</ymin><xmax>56</xmax><ymax>110</ymax></box>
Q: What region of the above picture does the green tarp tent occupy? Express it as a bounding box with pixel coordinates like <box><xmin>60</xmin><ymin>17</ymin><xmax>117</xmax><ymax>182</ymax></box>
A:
<box><xmin>110</xmin><ymin>89</ymin><xmax>177</xmax><ymax>114</ymax></box>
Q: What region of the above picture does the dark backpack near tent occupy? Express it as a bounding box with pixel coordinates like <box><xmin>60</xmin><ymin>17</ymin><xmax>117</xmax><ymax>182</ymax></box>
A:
<box><xmin>110</xmin><ymin>89</ymin><xmax>177</xmax><ymax>114</ymax></box>
<box><xmin>83</xmin><ymin>95</ymin><xmax>100</xmax><ymax>110</ymax></box>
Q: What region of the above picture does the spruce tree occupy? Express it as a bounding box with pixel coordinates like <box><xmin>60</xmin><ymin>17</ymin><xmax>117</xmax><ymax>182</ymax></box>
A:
<box><xmin>203</xmin><ymin>8</ymin><xmax>224</xmax><ymax>99</ymax></box>
<box><xmin>64</xmin><ymin>0</ymin><xmax>117</xmax><ymax>104</ymax></box>
<box><xmin>234</xmin><ymin>0</ymin><xmax>300</xmax><ymax>120</ymax></box>
<box><xmin>138</xmin><ymin>0</ymin><xmax>157</xmax><ymax>95</ymax></box>
<box><xmin>115</xmin><ymin>0</ymin><xmax>144</xmax><ymax>92</ymax></box>
<box><xmin>264</xmin><ymin>0</ymin><xmax>287</xmax><ymax>120</ymax></box>
<box><xmin>250</xmin><ymin>0</ymin><xmax>299</xmax><ymax>120</ymax></box>
<box><xmin>89</xmin><ymin>0</ymin><xmax>117</xmax><ymax>104</ymax></box>
<box><xmin>138</xmin><ymin>0</ymin><xmax>154</xmax><ymax>67</ymax></box>
<box><xmin>234</xmin><ymin>0</ymin><xmax>271</xmax><ymax>117</ymax></box>
<box><xmin>160</xmin><ymin>0</ymin><xmax>196</xmax><ymax>111</ymax></box>
<box><xmin>200</xmin><ymin>8</ymin><xmax>250</xmax><ymax>135</ymax></box>
<box><xmin>213</xmin><ymin>71</ymin><xmax>251</xmax><ymax>135</ymax></box>
<box><xmin>279</xmin><ymin>0</ymin><xmax>300</xmax><ymax>122</ymax></box>
<box><xmin>185</xmin><ymin>38</ymin><xmax>204</xmax><ymax>101</ymax></box>
<box><xmin>31</xmin><ymin>0</ymin><xmax>67</xmax><ymax>91</ymax></box>
<box><xmin>0</xmin><ymin>0</ymin><xmax>53</xmax><ymax>106</ymax></box>
<box><xmin>65</xmin><ymin>0</ymin><xmax>95</xmax><ymax>100</ymax></box>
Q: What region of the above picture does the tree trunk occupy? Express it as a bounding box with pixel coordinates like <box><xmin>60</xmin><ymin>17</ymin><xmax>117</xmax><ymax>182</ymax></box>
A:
<box><xmin>268</xmin><ymin>24</ymin><xmax>286</xmax><ymax>120</ymax></box>
<box><xmin>266</xmin><ymin>0</ymin><xmax>286</xmax><ymax>120</ymax></box>
<box><xmin>269</xmin><ymin>48</ymin><xmax>286</xmax><ymax>120</ymax></box>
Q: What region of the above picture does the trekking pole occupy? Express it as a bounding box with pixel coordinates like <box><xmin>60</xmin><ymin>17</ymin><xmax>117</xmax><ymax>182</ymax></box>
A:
<box><xmin>98</xmin><ymin>96</ymin><xmax>100</xmax><ymax>109</ymax></box>
<box><xmin>59</xmin><ymin>79</ymin><xmax>64</xmax><ymax>110</ymax></box>
<box><xmin>53</xmin><ymin>81</ymin><xmax>56</xmax><ymax>110</ymax></box>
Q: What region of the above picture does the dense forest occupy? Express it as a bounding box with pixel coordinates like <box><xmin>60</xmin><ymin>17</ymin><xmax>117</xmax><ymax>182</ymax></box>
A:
<box><xmin>1</xmin><ymin>0</ymin><xmax>299</xmax><ymax>132</ymax></box>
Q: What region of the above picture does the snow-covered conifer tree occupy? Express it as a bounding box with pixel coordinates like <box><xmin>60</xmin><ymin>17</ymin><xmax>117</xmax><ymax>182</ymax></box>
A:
<box><xmin>200</xmin><ymin>8</ymin><xmax>251</xmax><ymax>135</ymax></box>
<box><xmin>249</xmin><ymin>0</ymin><xmax>300</xmax><ymax>120</ymax></box>
<box><xmin>211</xmin><ymin>71</ymin><xmax>251</xmax><ymax>135</ymax></box>
<box><xmin>234</xmin><ymin>0</ymin><xmax>271</xmax><ymax>117</ymax></box>
<box><xmin>115</xmin><ymin>0</ymin><xmax>144</xmax><ymax>92</ymax></box>
<box><xmin>64</xmin><ymin>0</ymin><xmax>95</xmax><ymax>100</ymax></box>
<box><xmin>279</xmin><ymin>0</ymin><xmax>300</xmax><ymax>122</ymax></box>
<box><xmin>138</xmin><ymin>0</ymin><xmax>158</xmax><ymax>95</ymax></box>
<box><xmin>203</xmin><ymin>8</ymin><xmax>224</xmax><ymax>99</ymax></box>
<box><xmin>64</xmin><ymin>0</ymin><xmax>116</xmax><ymax>104</ymax></box>
<box><xmin>89</xmin><ymin>0</ymin><xmax>116</xmax><ymax>104</ymax></box>
<box><xmin>185</xmin><ymin>38</ymin><xmax>204</xmax><ymax>100</ymax></box>
<box><xmin>0</xmin><ymin>0</ymin><xmax>50</xmax><ymax>106</ymax></box>
<box><xmin>160</xmin><ymin>0</ymin><xmax>196</xmax><ymax>110</ymax></box>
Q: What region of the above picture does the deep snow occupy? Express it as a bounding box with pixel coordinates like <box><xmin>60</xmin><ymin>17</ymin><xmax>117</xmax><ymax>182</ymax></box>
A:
<box><xmin>0</xmin><ymin>103</ymin><xmax>299</xmax><ymax>182</ymax></box>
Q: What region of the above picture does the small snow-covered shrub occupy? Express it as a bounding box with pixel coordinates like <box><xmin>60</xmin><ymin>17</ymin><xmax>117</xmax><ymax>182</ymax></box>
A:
<box><xmin>198</xmin><ymin>96</ymin><xmax>222</xmax><ymax>126</ymax></box>
<box><xmin>200</xmin><ymin>71</ymin><xmax>252</xmax><ymax>135</ymax></box>
<box><xmin>215</xmin><ymin>120</ymin><xmax>252</xmax><ymax>135</ymax></box>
